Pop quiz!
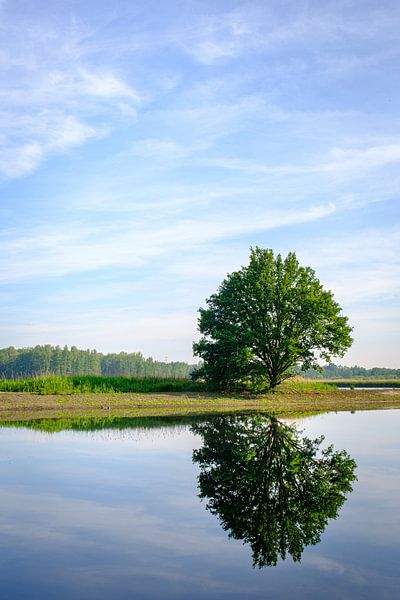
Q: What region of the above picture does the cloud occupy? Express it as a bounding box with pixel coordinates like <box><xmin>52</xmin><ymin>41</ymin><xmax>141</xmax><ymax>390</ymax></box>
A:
<box><xmin>0</xmin><ymin>311</ymin><xmax>198</xmax><ymax>359</ymax></box>
<box><xmin>294</xmin><ymin>226</ymin><xmax>400</xmax><ymax>308</ymax></box>
<box><xmin>177</xmin><ymin>8</ymin><xmax>255</xmax><ymax>64</ymax></box>
<box><xmin>163</xmin><ymin>223</ymin><xmax>400</xmax><ymax>314</ymax></box>
<box><xmin>0</xmin><ymin>113</ymin><xmax>100</xmax><ymax>178</ymax></box>
<box><xmin>0</xmin><ymin>11</ymin><xmax>141</xmax><ymax>180</ymax></box>
<box><xmin>316</xmin><ymin>144</ymin><xmax>400</xmax><ymax>174</ymax></box>
<box><xmin>1</xmin><ymin>1</ymin><xmax>399</xmax><ymax>366</ymax></box>
<box><xmin>301</xmin><ymin>226</ymin><xmax>400</xmax><ymax>268</ymax></box>
<box><xmin>0</xmin><ymin>143</ymin><xmax>43</xmax><ymax>178</ymax></box>
<box><xmin>131</xmin><ymin>138</ymin><xmax>195</xmax><ymax>161</ymax></box>
<box><xmin>302</xmin><ymin>554</ymin><xmax>345</xmax><ymax>575</ymax></box>
<box><xmin>75</xmin><ymin>69</ymin><xmax>140</xmax><ymax>101</ymax></box>
<box><xmin>0</xmin><ymin>480</ymin><xmax>255</xmax><ymax>595</ymax></box>
<box><xmin>1</xmin><ymin>68</ymin><xmax>139</xmax><ymax>109</ymax></box>
<box><xmin>0</xmin><ymin>202</ymin><xmax>336</xmax><ymax>282</ymax></box>
<box><xmin>179</xmin><ymin>2</ymin><xmax>400</xmax><ymax>65</ymax></box>
<box><xmin>206</xmin><ymin>143</ymin><xmax>400</xmax><ymax>177</ymax></box>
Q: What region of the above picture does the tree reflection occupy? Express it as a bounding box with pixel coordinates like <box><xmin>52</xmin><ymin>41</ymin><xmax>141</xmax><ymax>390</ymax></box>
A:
<box><xmin>192</xmin><ymin>415</ymin><xmax>357</xmax><ymax>567</ymax></box>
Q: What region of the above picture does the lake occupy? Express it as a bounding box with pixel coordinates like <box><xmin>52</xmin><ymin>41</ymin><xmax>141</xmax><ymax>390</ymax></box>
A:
<box><xmin>0</xmin><ymin>409</ymin><xmax>399</xmax><ymax>599</ymax></box>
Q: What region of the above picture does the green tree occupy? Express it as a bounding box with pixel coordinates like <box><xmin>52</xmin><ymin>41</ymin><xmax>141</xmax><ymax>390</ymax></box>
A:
<box><xmin>192</xmin><ymin>415</ymin><xmax>357</xmax><ymax>567</ymax></box>
<box><xmin>192</xmin><ymin>247</ymin><xmax>353</xmax><ymax>390</ymax></box>
<box><xmin>0</xmin><ymin>344</ymin><xmax>195</xmax><ymax>379</ymax></box>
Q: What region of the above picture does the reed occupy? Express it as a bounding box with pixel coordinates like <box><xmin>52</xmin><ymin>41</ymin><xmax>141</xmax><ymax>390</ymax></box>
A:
<box><xmin>0</xmin><ymin>375</ymin><xmax>205</xmax><ymax>394</ymax></box>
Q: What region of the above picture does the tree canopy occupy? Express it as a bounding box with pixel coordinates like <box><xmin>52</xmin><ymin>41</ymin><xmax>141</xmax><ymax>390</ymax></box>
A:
<box><xmin>192</xmin><ymin>247</ymin><xmax>353</xmax><ymax>390</ymax></box>
<box><xmin>0</xmin><ymin>345</ymin><xmax>194</xmax><ymax>379</ymax></box>
<box><xmin>192</xmin><ymin>415</ymin><xmax>357</xmax><ymax>568</ymax></box>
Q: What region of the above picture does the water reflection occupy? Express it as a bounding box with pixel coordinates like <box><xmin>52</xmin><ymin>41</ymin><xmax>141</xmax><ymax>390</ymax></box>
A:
<box><xmin>192</xmin><ymin>415</ymin><xmax>357</xmax><ymax>567</ymax></box>
<box><xmin>0</xmin><ymin>415</ymin><xmax>206</xmax><ymax>433</ymax></box>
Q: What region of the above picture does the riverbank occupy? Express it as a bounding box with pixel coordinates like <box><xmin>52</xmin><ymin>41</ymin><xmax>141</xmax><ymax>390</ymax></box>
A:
<box><xmin>0</xmin><ymin>387</ymin><xmax>399</xmax><ymax>421</ymax></box>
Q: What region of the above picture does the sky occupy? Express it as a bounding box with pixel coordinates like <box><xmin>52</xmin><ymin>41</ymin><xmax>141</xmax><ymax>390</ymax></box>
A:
<box><xmin>0</xmin><ymin>0</ymin><xmax>399</xmax><ymax>367</ymax></box>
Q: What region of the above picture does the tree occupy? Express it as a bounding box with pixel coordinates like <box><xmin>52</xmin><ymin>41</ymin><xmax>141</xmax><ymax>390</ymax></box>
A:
<box><xmin>192</xmin><ymin>247</ymin><xmax>353</xmax><ymax>390</ymax></box>
<box><xmin>192</xmin><ymin>415</ymin><xmax>357</xmax><ymax>567</ymax></box>
<box><xmin>0</xmin><ymin>345</ymin><xmax>195</xmax><ymax>379</ymax></box>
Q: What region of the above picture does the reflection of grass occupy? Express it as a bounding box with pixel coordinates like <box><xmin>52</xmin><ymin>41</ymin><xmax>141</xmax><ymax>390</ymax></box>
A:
<box><xmin>0</xmin><ymin>387</ymin><xmax>399</xmax><ymax>423</ymax></box>
<box><xmin>0</xmin><ymin>415</ymin><xmax>210</xmax><ymax>433</ymax></box>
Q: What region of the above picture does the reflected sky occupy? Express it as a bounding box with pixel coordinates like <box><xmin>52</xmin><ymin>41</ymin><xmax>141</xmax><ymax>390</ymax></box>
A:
<box><xmin>0</xmin><ymin>410</ymin><xmax>399</xmax><ymax>599</ymax></box>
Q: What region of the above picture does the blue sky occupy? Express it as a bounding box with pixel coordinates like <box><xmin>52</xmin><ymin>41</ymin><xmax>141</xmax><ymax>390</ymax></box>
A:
<box><xmin>1</xmin><ymin>0</ymin><xmax>399</xmax><ymax>366</ymax></box>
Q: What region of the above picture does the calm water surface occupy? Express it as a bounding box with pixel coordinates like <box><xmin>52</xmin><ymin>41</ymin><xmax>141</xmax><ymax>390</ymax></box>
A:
<box><xmin>0</xmin><ymin>410</ymin><xmax>399</xmax><ymax>599</ymax></box>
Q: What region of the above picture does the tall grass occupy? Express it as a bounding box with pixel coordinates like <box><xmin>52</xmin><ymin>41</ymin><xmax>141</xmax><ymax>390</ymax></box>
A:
<box><xmin>278</xmin><ymin>379</ymin><xmax>336</xmax><ymax>393</ymax></box>
<box><xmin>0</xmin><ymin>375</ymin><xmax>339</xmax><ymax>395</ymax></box>
<box><xmin>0</xmin><ymin>375</ymin><xmax>206</xmax><ymax>394</ymax></box>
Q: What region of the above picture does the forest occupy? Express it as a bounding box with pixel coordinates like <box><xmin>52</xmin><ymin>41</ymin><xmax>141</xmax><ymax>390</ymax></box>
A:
<box><xmin>0</xmin><ymin>344</ymin><xmax>398</xmax><ymax>380</ymax></box>
<box><xmin>0</xmin><ymin>345</ymin><xmax>194</xmax><ymax>379</ymax></box>
<box><xmin>304</xmin><ymin>363</ymin><xmax>400</xmax><ymax>379</ymax></box>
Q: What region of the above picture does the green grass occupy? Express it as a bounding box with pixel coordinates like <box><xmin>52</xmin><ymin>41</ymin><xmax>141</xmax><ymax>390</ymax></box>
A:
<box><xmin>276</xmin><ymin>379</ymin><xmax>335</xmax><ymax>393</ymax></box>
<box><xmin>0</xmin><ymin>387</ymin><xmax>399</xmax><ymax>428</ymax></box>
<box><xmin>0</xmin><ymin>375</ymin><xmax>206</xmax><ymax>394</ymax></box>
<box><xmin>0</xmin><ymin>375</ymin><xmax>338</xmax><ymax>395</ymax></box>
<box><xmin>0</xmin><ymin>374</ymin><xmax>397</xmax><ymax>396</ymax></box>
<box><xmin>0</xmin><ymin>383</ymin><xmax>399</xmax><ymax>424</ymax></box>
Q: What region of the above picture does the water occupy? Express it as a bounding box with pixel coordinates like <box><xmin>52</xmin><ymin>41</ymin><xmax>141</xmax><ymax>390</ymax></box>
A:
<box><xmin>0</xmin><ymin>410</ymin><xmax>399</xmax><ymax>599</ymax></box>
<box><xmin>339</xmin><ymin>386</ymin><xmax>398</xmax><ymax>390</ymax></box>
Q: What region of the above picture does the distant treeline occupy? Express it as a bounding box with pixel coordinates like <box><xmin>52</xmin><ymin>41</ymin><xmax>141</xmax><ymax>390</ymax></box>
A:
<box><xmin>0</xmin><ymin>345</ymin><xmax>195</xmax><ymax>379</ymax></box>
<box><xmin>1</xmin><ymin>346</ymin><xmax>398</xmax><ymax>381</ymax></box>
<box><xmin>303</xmin><ymin>363</ymin><xmax>400</xmax><ymax>379</ymax></box>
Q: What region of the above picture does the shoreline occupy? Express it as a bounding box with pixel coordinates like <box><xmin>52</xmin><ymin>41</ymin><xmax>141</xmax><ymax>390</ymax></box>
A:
<box><xmin>0</xmin><ymin>388</ymin><xmax>399</xmax><ymax>422</ymax></box>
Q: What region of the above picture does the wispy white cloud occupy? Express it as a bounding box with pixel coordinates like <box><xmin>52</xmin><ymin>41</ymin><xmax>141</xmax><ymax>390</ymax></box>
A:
<box><xmin>148</xmin><ymin>94</ymin><xmax>267</xmax><ymax>145</ymax></box>
<box><xmin>313</xmin><ymin>144</ymin><xmax>400</xmax><ymax>174</ymax></box>
<box><xmin>131</xmin><ymin>138</ymin><xmax>196</xmax><ymax>161</ymax></box>
<box><xmin>301</xmin><ymin>225</ymin><xmax>400</xmax><ymax>264</ymax></box>
<box><xmin>0</xmin><ymin>68</ymin><xmax>139</xmax><ymax>108</ymax></box>
<box><xmin>296</xmin><ymin>226</ymin><xmax>400</xmax><ymax>305</ymax></box>
<box><xmin>206</xmin><ymin>143</ymin><xmax>400</xmax><ymax>177</ymax></box>
<box><xmin>1</xmin><ymin>1</ymin><xmax>399</xmax><ymax>365</ymax></box>
<box><xmin>66</xmin><ymin>184</ymin><xmax>255</xmax><ymax>214</ymax></box>
<box><xmin>0</xmin><ymin>143</ymin><xmax>43</xmax><ymax>178</ymax></box>
<box><xmin>74</xmin><ymin>68</ymin><xmax>140</xmax><ymax>100</ymax></box>
<box><xmin>0</xmin><ymin>112</ymin><xmax>102</xmax><ymax>177</ymax></box>
<box><xmin>163</xmin><ymin>224</ymin><xmax>400</xmax><ymax>309</ymax></box>
<box><xmin>0</xmin><ymin>311</ymin><xmax>198</xmax><ymax>359</ymax></box>
<box><xmin>302</xmin><ymin>554</ymin><xmax>345</xmax><ymax>575</ymax></box>
<box><xmin>178</xmin><ymin>2</ymin><xmax>400</xmax><ymax>65</ymax></box>
<box><xmin>0</xmin><ymin>202</ymin><xmax>335</xmax><ymax>282</ymax></box>
<box><xmin>0</xmin><ymin>11</ymin><xmax>141</xmax><ymax>180</ymax></box>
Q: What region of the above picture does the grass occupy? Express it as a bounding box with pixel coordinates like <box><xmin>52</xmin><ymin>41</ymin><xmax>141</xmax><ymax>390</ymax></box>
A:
<box><xmin>0</xmin><ymin>375</ymin><xmax>205</xmax><ymax>394</ymax></box>
<box><xmin>2</xmin><ymin>374</ymin><xmax>398</xmax><ymax>396</ymax></box>
<box><xmin>275</xmin><ymin>379</ymin><xmax>335</xmax><ymax>392</ymax></box>
<box><xmin>0</xmin><ymin>385</ymin><xmax>399</xmax><ymax>424</ymax></box>
<box><xmin>0</xmin><ymin>375</ymin><xmax>338</xmax><ymax>395</ymax></box>
<box><xmin>0</xmin><ymin>375</ymin><xmax>398</xmax><ymax>426</ymax></box>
